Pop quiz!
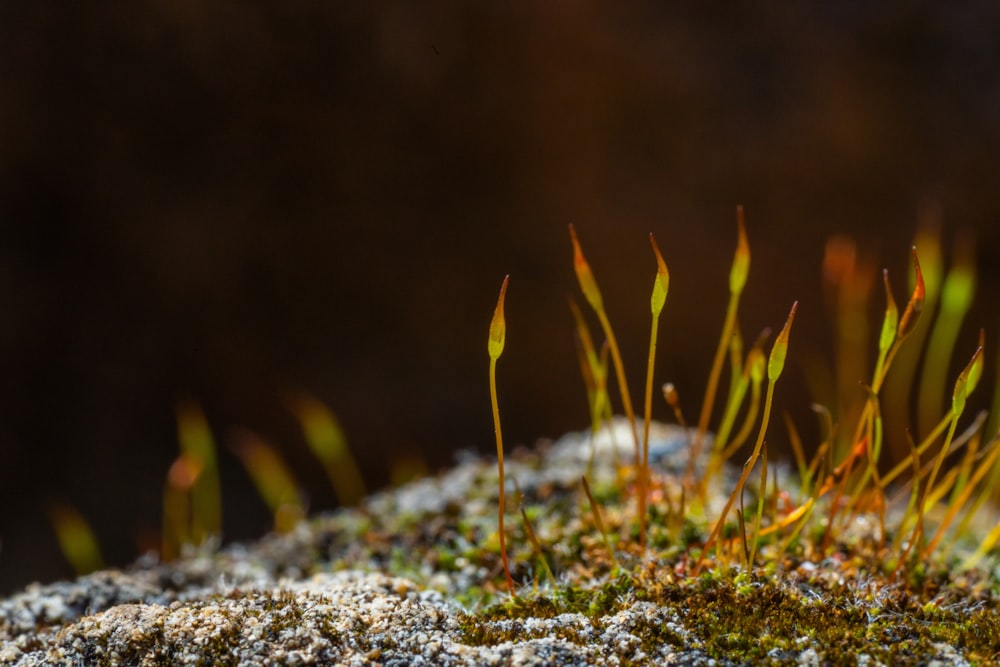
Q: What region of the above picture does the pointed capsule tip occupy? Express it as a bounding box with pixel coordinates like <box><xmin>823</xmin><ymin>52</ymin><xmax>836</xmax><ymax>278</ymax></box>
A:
<box><xmin>488</xmin><ymin>276</ymin><xmax>510</xmax><ymax>359</ymax></box>
<box><xmin>784</xmin><ymin>300</ymin><xmax>799</xmax><ymax>324</ymax></box>
<box><xmin>775</xmin><ymin>301</ymin><xmax>798</xmax><ymax>343</ymax></box>
<box><xmin>649</xmin><ymin>233</ymin><xmax>669</xmax><ymax>272</ymax></box>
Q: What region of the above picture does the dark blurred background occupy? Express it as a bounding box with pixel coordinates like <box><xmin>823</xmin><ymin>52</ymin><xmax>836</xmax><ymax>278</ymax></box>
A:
<box><xmin>2</xmin><ymin>3</ymin><xmax>1000</xmax><ymax>593</ymax></box>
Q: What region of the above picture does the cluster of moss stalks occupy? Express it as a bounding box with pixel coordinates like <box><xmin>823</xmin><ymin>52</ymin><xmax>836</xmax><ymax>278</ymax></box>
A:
<box><xmin>476</xmin><ymin>209</ymin><xmax>1000</xmax><ymax>663</ymax></box>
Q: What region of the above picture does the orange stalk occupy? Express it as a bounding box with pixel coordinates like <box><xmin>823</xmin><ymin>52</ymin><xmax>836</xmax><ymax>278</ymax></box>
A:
<box><xmin>569</xmin><ymin>225</ymin><xmax>641</xmax><ymax>461</ymax></box>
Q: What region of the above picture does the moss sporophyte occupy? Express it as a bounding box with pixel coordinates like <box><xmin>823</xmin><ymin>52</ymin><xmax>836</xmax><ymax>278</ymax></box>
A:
<box><xmin>481</xmin><ymin>211</ymin><xmax>1000</xmax><ymax>661</ymax></box>
<box><xmin>36</xmin><ymin>210</ymin><xmax>1000</xmax><ymax>663</ymax></box>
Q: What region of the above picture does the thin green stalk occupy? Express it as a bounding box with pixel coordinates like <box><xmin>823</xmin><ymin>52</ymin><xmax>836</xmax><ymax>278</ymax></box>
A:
<box><xmin>696</xmin><ymin>301</ymin><xmax>797</xmax><ymax>574</ymax></box>
<box><xmin>690</xmin><ymin>207</ymin><xmax>750</xmax><ymax>484</ymax></box>
<box><xmin>639</xmin><ymin>234</ymin><xmax>670</xmax><ymax>548</ymax></box>
<box><xmin>841</xmin><ymin>254</ymin><xmax>926</xmax><ymax>504</ymax></box>
<box><xmin>747</xmin><ymin>441</ymin><xmax>768</xmax><ymax>568</ymax></box>
<box><xmin>953</xmin><ymin>423</ymin><xmax>1000</xmax><ymax>542</ymax></box>
<box><xmin>514</xmin><ymin>480</ymin><xmax>556</xmax><ymax>587</ymax></box>
<box><xmin>784</xmin><ymin>412</ymin><xmax>808</xmax><ymax>484</ymax></box>
<box><xmin>891</xmin><ymin>430</ymin><xmax>924</xmax><ymax>559</ymax></box>
<box><xmin>903</xmin><ymin>346</ymin><xmax>982</xmax><ymax>569</ymax></box>
<box><xmin>488</xmin><ymin>275</ymin><xmax>515</xmax><ymax>596</ymax></box>
<box><xmin>582</xmin><ymin>476</ymin><xmax>620</xmax><ymax>572</ymax></box>
<box><xmin>925</xmin><ymin>435</ymin><xmax>1000</xmax><ymax>560</ymax></box>
<box><xmin>883</xmin><ymin>226</ymin><xmax>942</xmax><ymax>463</ymax></box>
<box><xmin>716</xmin><ymin>348</ymin><xmax>766</xmax><ymax>463</ymax></box>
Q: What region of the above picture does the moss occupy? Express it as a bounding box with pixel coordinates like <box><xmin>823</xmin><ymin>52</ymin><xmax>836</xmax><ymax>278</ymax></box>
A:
<box><xmin>457</xmin><ymin>562</ymin><xmax>1000</xmax><ymax>664</ymax></box>
<box><xmin>456</xmin><ymin>224</ymin><xmax>1000</xmax><ymax>662</ymax></box>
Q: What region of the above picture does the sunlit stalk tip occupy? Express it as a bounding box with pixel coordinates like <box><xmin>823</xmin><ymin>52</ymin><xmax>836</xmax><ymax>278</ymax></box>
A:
<box><xmin>898</xmin><ymin>247</ymin><xmax>925</xmax><ymax>339</ymax></box>
<box><xmin>569</xmin><ymin>225</ymin><xmax>603</xmax><ymax>312</ymax></box>
<box><xmin>730</xmin><ymin>205</ymin><xmax>751</xmax><ymax>295</ymax></box>
<box><xmin>649</xmin><ymin>233</ymin><xmax>670</xmax><ymax>315</ymax></box>
<box><xmin>768</xmin><ymin>301</ymin><xmax>798</xmax><ymax>382</ymax></box>
<box><xmin>489</xmin><ymin>275</ymin><xmax>509</xmax><ymax>360</ymax></box>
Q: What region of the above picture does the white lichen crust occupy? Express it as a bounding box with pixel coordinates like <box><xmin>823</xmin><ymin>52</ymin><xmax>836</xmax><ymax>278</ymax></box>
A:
<box><xmin>0</xmin><ymin>420</ymin><xmax>986</xmax><ymax>666</ymax></box>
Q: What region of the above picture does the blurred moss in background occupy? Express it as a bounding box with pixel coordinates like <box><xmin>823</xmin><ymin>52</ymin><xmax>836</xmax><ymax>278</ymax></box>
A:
<box><xmin>1</xmin><ymin>3</ymin><xmax>998</xmax><ymax>592</ymax></box>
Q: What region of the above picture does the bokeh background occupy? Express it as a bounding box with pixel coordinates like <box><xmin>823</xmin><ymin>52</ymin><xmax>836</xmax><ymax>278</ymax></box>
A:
<box><xmin>2</xmin><ymin>3</ymin><xmax>1000</xmax><ymax>593</ymax></box>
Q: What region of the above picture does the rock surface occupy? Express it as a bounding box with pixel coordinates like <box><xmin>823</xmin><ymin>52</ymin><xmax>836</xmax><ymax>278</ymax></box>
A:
<box><xmin>0</xmin><ymin>420</ymin><xmax>990</xmax><ymax>665</ymax></box>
